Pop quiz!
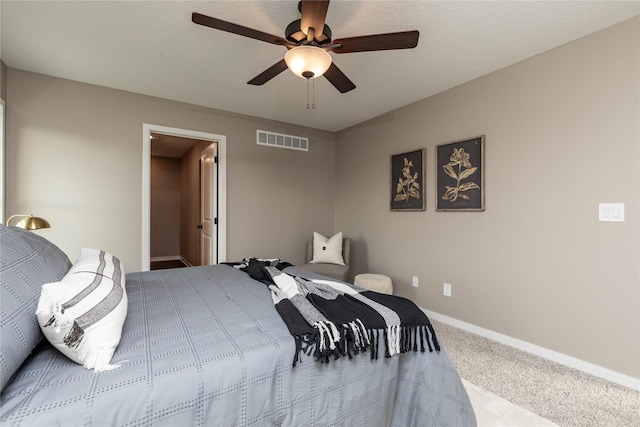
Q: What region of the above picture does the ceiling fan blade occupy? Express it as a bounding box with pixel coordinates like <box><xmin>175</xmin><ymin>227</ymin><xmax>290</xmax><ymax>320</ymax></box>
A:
<box><xmin>323</xmin><ymin>63</ymin><xmax>356</xmax><ymax>93</ymax></box>
<box><xmin>247</xmin><ymin>59</ymin><xmax>289</xmax><ymax>86</ymax></box>
<box><xmin>192</xmin><ymin>12</ymin><xmax>289</xmax><ymax>46</ymax></box>
<box><xmin>300</xmin><ymin>0</ymin><xmax>330</xmax><ymax>38</ymax></box>
<box><xmin>332</xmin><ymin>31</ymin><xmax>419</xmax><ymax>54</ymax></box>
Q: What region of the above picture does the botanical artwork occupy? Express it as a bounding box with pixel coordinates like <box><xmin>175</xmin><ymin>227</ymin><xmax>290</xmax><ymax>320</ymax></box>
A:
<box><xmin>437</xmin><ymin>136</ymin><xmax>485</xmax><ymax>211</ymax></box>
<box><xmin>442</xmin><ymin>148</ymin><xmax>479</xmax><ymax>202</ymax></box>
<box><xmin>391</xmin><ymin>148</ymin><xmax>426</xmax><ymax>211</ymax></box>
<box><xmin>395</xmin><ymin>158</ymin><xmax>420</xmax><ymax>202</ymax></box>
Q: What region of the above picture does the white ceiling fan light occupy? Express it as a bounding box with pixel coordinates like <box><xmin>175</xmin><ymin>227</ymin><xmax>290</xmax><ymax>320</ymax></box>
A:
<box><xmin>284</xmin><ymin>45</ymin><xmax>333</xmax><ymax>79</ymax></box>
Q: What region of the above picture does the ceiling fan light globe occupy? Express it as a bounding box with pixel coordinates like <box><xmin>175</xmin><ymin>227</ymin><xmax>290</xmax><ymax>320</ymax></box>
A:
<box><xmin>284</xmin><ymin>46</ymin><xmax>332</xmax><ymax>79</ymax></box>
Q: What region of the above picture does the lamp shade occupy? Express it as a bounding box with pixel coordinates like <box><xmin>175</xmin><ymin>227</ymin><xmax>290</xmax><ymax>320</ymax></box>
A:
<box><xmin>284</xmin><ymin>46</ymin><xmax>332</xmax><ymax>79</ymax></box>
<box><xmin>6</xmin><ymin>214</ymin><xmax>51</xmax><ymax>230</ymax></box>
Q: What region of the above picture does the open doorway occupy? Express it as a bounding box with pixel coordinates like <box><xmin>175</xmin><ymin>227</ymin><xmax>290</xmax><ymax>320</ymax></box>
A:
<box><xmin>142</xmin><ymin>124</ymin><xmax>226</xmax><ymax>271</ymax></box>
<box><xmin>150</xmin><ymin>134</ymin><xmax>213</xmax><ymax>269</ymax></box>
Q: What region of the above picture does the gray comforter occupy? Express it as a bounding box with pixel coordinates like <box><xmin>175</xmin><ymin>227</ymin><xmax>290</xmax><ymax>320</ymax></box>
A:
<box><xmin>1</xmin><ymin>264</ymin><xmax>475</xmax><ymax>426</ymax></box>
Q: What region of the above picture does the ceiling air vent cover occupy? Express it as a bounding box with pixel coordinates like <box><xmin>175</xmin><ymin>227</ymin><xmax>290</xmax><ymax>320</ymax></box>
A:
<box><xmin>257</xmin><ymin>130</ymin><xmax>308</xmax><ymax>152</ymax></box>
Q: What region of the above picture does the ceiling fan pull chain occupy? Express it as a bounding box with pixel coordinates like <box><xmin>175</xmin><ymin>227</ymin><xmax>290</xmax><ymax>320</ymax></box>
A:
<box><xmin>303</xmin><ymin>71</ymin><xmax>317</xmax><ymax>109</ymax></box>
<box><xmin>311</xmin><ymin>78</ymin><xmax>316</xmax><ymax>109</ymax></box>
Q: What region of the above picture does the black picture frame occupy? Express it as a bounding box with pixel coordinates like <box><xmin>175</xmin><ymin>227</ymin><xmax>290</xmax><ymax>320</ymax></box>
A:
<box><xmin>436</xmin><ymin>136</ymin><xmax>485</xmax><ymax>211</ymax></box>
<box><xmin>390</xmin><ymin>148</ymin><xmax>426</xmax><ymax>211</ymax></box>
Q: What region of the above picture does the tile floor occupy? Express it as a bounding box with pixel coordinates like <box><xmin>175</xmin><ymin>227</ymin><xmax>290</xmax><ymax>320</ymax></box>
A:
<box><xmin>463</xmin><ymin>379</ymin><xmax>558</xmax><ymax>426</ymax></box>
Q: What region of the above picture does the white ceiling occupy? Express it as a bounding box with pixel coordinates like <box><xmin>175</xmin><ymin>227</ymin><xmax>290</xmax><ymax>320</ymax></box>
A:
<box><xmin>2</xmin><ymin>1</ymin><xmax>638</xmax><ymax>132</ymax></box>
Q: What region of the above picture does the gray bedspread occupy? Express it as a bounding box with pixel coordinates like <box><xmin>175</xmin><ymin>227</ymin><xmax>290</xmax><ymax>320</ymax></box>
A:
<box><xmin>1</xmin><ymin>264</ymin><xmax>475</xmax><ymax>426</ymax></box>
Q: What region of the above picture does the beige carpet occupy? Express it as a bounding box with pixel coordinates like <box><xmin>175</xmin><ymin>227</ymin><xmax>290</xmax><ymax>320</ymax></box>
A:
<box><xmin>432</xmin><ymin>320</ymin><xmax>640</xmax><ymax>427</ymax></box>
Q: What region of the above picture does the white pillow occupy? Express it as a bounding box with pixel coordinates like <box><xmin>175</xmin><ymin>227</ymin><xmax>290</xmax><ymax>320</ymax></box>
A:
<box><xmin>36</xmin><ymin>248</ymin><xmax>127</xmax><ymax>372</ymax></box>
<box><xmin>310</xmin><ymin>232</ymin><xmax>345</xmax><ymax>265</ymax></box>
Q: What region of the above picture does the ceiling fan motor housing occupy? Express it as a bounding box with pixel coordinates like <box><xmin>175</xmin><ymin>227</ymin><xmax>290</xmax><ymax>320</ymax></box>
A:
<box><xmin>285</xmin><ymin>19</ymin><xmax>332</xmax><ymax>45</ymax></box>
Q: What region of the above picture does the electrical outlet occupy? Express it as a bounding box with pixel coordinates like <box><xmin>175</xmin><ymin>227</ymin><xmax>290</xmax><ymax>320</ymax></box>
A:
<box><xmin>412</xmin><ymin>276</ymin><xmax>419</xmax><ymax>287</ymax></box>
<box><xmin>443</xmin><ymin>283</ymin><xmax>452</xmax><ymax>297</ymax></box>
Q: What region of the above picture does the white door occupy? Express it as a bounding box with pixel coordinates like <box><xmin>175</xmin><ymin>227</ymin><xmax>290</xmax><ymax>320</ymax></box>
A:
<box><xmin>200</xmin><ymin>144</ymin><xmax>217</xmax><ymax>265</ymax></box>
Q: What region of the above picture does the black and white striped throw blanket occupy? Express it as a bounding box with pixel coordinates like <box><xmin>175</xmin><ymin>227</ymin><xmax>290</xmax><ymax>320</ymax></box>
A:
<box><xmin>233</xmin><ymin>258</ymin><xmax>440</xmax><ymax>366</ymax></box>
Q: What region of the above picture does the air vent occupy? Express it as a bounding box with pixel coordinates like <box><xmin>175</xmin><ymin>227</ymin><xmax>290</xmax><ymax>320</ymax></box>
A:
<box><xmin>257</xmin><ymin>130</ymin><xmax>308</xmax><ymax>152</ymax></box>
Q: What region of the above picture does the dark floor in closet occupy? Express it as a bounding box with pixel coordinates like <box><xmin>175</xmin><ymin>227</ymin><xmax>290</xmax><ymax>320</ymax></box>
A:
<box><xmin>150</xmin><ymin>259</ymin><xmax>188</xmax><ymax>270</ymax></box>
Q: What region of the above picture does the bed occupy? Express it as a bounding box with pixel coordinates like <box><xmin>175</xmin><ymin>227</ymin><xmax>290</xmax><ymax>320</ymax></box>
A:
<box><xmin>0</xmin><ymin>225</ymin><xmax>476</xmax><ymax>426</ymax></box>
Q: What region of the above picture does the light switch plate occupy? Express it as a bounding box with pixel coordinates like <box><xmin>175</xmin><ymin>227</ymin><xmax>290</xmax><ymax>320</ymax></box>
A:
<box><xmin>599</xmin><ymin>203</ymin><xmax>625</xmax><ymax>222</ymax></box>
<box><xmin>443</xmin><ymin>283</ymin><xmax>452</xmax><ymax>297</ymax></box>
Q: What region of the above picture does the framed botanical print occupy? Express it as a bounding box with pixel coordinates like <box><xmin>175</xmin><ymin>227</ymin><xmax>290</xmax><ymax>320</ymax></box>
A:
<box><xmin>436</xmin><ymin>136</ymin><xmax>485</xmax><ymax>211</ymax></box>
<box><xmin>390</xmin><ymin>148</ymin><xmax>426</xmax><ymax>211</ymax></box>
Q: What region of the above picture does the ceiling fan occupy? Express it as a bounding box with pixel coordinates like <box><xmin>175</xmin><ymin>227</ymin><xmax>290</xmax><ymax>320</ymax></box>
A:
<box><xmin>192</xmin><ymin>0</ymin><xmax>419</xmax><ymax>93</ymax></box>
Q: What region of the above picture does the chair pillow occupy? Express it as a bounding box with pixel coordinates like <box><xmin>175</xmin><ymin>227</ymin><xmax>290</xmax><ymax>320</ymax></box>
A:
<box><xmin>0</xmin><ymin>225</ymin><xmax>72</xmax><ymax>391</ymax></box>
<box><xmin>310</xmin><ymin>232</ymin><xmax>345</xmax><ymax>266</ymax></box>
<box><xmin>36</xmin><ymin>248</ymin><xmax>127</xmax><ymax>372</ymax></box>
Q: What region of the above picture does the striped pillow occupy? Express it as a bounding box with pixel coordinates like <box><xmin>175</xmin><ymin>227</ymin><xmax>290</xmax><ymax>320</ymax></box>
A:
<box><xmin>36</xmin><ymin>248</ymin><xmax>127</xmax><ymax>371</ymax></box>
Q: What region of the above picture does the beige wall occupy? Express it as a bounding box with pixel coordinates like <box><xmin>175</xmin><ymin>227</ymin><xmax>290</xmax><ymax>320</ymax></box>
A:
<box><xmin>5</xmin><ymin>70</ymin><xmax>337</xmax><ymax>271</ymax></box>
<box><xmin>335</xmin><ymin>18</ymin><xmax>639</xmax><ymax>378</ymax></box>
<box><xmin>150</xmin><ymin>156</ymin><xmax>181</xmax><ymax>259</ymax></box>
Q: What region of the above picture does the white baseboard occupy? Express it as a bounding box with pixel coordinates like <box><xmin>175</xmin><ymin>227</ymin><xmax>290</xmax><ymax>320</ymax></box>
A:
<box><xmin>423</xmin><ymin>309</ymin><xmax>640</xmax><ymax>392</ymax></box>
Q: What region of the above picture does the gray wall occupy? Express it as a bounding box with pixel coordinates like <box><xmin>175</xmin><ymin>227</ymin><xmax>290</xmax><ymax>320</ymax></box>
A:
<box><xmin>5</xmin><ymin>70</ymin><xmax>336</xmax><ymax>271</ymax></box>
<box><xmin>335</xmin><ymin>18</ymin><xmax>639</xmax><ymax>378</ymax></box>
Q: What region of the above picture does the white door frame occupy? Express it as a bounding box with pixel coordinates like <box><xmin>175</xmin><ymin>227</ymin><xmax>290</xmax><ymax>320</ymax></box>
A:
<box><xmin>142</xmin><ymin>123</ymin><xmax>227</xmax><ymax>271</ymax></box>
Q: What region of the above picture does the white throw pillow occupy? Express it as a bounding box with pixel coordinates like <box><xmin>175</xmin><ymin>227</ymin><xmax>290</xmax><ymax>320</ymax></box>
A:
<box><xmin>36</xmin><ymin>248</ymin><xmax>127</xmax><ymax>372</ymax></box>
<box><xmin>310</xmin><ymin>232</ymin><xmax>345</xmax><ymax>265</ymax></box>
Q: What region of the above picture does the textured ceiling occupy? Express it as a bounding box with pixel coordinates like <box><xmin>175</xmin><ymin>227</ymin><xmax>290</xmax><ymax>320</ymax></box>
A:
<box><xmin>2</xmin><ymin>1</ymin><xmax>638</xmax><ymax>132</ymax></box>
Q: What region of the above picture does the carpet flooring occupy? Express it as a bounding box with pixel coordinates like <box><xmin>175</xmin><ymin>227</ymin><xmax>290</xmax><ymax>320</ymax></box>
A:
<box><xmin>431</xmin><ymin>320</ymin><xmax>639</xmax><ymax>427</ymax></box>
